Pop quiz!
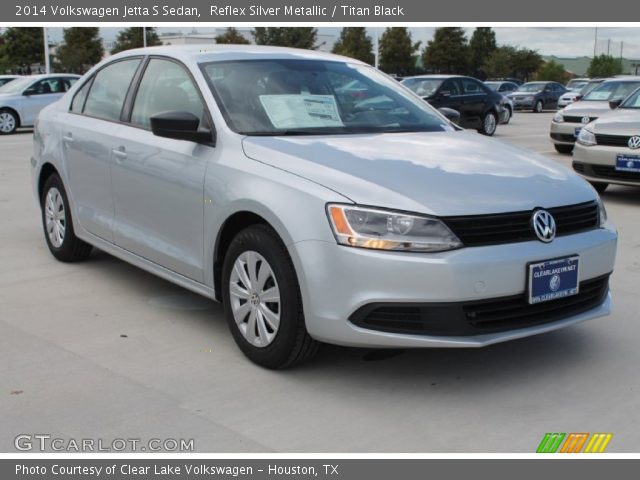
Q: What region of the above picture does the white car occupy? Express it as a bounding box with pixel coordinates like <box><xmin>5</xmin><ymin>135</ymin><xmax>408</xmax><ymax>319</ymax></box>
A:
<box><xmin>32</xmin><ymin>45</ymin><xmax>617</xmax><ymax>368</ymax></box>
<box><xmin>0</xmin><ymin>75</ymin><xmax>22</xmax><ymax>87</ymax></box>
<box><xmin>573</xmin><ymin>86</ymin><xmax>640</xmax><ymax>192</ymax></box>
<box><xmin>0</xmin><ymin>74</ymin><xmax>80</xmax><ymax>134</ymax></box>
<box><xmin>558</xmin><ymin>79</ymin><xmax>603</xmax><ymax>108</ymax></box>
<box><xmin>550</xmin><ymin>77</ymin><xmax>640</xmax><ymax>153</ymax></box>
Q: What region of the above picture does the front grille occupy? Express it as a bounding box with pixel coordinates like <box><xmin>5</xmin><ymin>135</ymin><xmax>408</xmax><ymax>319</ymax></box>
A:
<box><xmin>596</xmin><ymin>134</ymin><xmax>632</xmax><ymax>147</ymax></box>
<box><xmin>443</xmin><ymin>201</ymin><xmax>599</xmax><ymax>247</ymax></box>
<box><xmin>349</xmin><ymin>275</ymin><xmax>609</xmax><ymax>336</ymax></box>
<box><xmin>551</xmin><ymin>133</ymin><xmax>576</xmax><ymax>142</ymax></box>
<box><xmin>563</xmin><ymin>115</ymin><xmax>598</xmax><ymax>124</ymax></box>
<box><xmin>574</xmin><ymin>162</ymin><xmax>640</xmax><ymax>181</ymax></box>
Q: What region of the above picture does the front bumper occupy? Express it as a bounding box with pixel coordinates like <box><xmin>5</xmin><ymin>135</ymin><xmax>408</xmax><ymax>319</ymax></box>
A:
<box><xmin>573</xmin><ymin>143</ymin><xmax>640</xmax><ymax>186</ymax></box>
<box><xmin>550</xmin><ymin>120</ymin><xmax>584</xmax><ymax>145</ymax></box>
<box><xmin>290</xmin><ymin>226</ymin><xmax>617</xmax><ymax>348</ymax></box>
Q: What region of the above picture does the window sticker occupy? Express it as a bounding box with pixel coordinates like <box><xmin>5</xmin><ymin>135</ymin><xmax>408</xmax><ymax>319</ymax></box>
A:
<box><xmin>259</xmin><ymin>94</ymin><xmax>344</xmax><ymax>129</ymax></box>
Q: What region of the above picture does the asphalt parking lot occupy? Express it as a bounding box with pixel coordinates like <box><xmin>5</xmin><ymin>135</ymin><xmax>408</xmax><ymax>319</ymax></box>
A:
<box><xmin>2</xmin><ymin>112</ymin><xmax>639</xmax><ymax>453</ymax></box>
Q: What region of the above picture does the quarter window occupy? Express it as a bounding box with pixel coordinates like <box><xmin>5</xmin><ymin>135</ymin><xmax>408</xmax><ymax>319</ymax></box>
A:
<box><xmin>83</xmin><ymin>59</ymin><xmax>141</xmax><ymax>122</ymax></box>
<box><xmin>131</xmin><ymin>59</ymin><xmax>205</xmax><ymax>130</ymax></box>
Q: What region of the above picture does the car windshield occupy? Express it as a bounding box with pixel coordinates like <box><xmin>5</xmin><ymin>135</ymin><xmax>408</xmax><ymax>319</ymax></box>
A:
<box><xmin>401</xmin><ymin>78</ymin><xmax>444</xmax><ymax>97</ymax></box>
<box><xmin>583</xmin><ymin>81</ymin><xmax>640</xmax><ymax>101</ymax></box>
<box><xmin>567</xmin><ymin>80</ymin><xmax>588</xmax><ymax>90</ymax></box>
<box><xmin>516</xmin><ymin>83</ymin><xmax>545</xmax><ymax>93</ymax></box>
<box><xmin>580</xmin><ymin>81</ymin><xmax>603</xmax><ymax>95</ymax></box>
<box><xmin>201</xmin><ymin>60</ymin><xmax>453</xmax><ymax>135</ymax></box>
<box><xmin>484</xmin><ymin>82</ymin><xmax>499</xmax><ymax>91</ymax></box>
<box><xmin>620</xmin><ymin>88</ymin><xmax>640</xmax><ymax>109</ymax></box>
<box><xmin>0</xmin><ymin>77</ymin><xmax>33</xmax><ymax>94</ymax></box>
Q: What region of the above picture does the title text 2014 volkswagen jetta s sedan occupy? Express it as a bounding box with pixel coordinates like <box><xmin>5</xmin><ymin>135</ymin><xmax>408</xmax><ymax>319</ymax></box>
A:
<box><xmin>31</xmin><ymin>46</ymin><xmax>618</xmax><ymax>368</ymax></box>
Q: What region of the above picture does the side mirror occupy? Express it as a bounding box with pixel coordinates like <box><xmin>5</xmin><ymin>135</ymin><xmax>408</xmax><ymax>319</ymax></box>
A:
<box><xmin>438</xmin><ymin>90</ymin><xmax>451</xmax><ymax>98</ymax></box>
<box><xmin>150</xmin><ymin>111</ymin><xmax>214</xmax><ymax>145</ymax></box>
<box><xmin>23</xmin><ymin>89</ymin><xmax>36</xmax><ymax>96</ymax></box>
<box><xmin>609</xmin><ymin>98</ymin><xmax>623</xmax><ymax>110</ymax></box>
<box><xmin>574</xmin><ymin>94</ymin><xmax>583</xmax><ymax>101</ymax></box>
<box><xmin>438</xmin><ymin>107</ymin><xmax>461</xmax><ymax>124</ymax></box>
<box><xmin>544</xmin><ymin>88</ymin><xmax>551</xmax><ymax>93</ymax></box>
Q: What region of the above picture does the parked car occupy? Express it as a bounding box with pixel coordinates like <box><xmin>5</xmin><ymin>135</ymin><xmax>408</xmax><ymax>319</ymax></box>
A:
<box><xmin>32</xmin><ymin>45</ymin><xmax>617</xmax><ymax>368</ymax></box>
<box><xmin>558</xmin><ymin>79</ymin><xmax>604</xmax><ymax>108</ymax></box>
<box><xmin>573</xmin><ymin>86</ymin><xmax>640</xmax><ymax>192</ymax></box>
<box><xmin>508</xmin><ymin>81</ymin><xmax>568</xmax><ymax>112</ymax></box>
<box><xmin>0</xmin><ymin>75</ymin><xmax>22</xmax><ymax>87</ymax></box>
<box><xmin>550</xmin><ymin>77</ymin><xmax>640</xmax><ymax>153</ymax></box>
<box><xmin>485</xmin><ymin>81</ymin><xmax>519</xmax><ymax>124</ymax></box>
<box><xmin>566</xmin><ymin>78</ymin><xmax>590</xmax><ymax>91</ymax></box>
<box><xmin>402</xmin><ymin>75</ymin><xmax>505</xmax><ymax>135</ymax></box>
<box><xmin>0</xmin><ymin>74</ymin><xmax>80</xmax><ymax>134</ymax></box>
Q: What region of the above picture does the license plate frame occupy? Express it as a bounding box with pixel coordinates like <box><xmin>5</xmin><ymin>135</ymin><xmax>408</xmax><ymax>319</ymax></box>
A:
<box><xmin>528</xmin><ymin>256</ymin><xmax>580</xmax><ymax>305</ymax></box>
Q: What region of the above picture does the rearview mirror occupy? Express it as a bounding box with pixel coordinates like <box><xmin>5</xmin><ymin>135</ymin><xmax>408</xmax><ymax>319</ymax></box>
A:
<box><xmin>438</xmin><ymin>107</ymin><xmax>461</xmax><ymax>124</ymax></box>
<box><xmin>150</xmin><ymin>111</ymin><xmax>214</xmax><ymax>145</ymax></box>
<box><xmin>609</xmin><ymin>98</ymin><xmax>623</xmax><ymax>110</ymax></box>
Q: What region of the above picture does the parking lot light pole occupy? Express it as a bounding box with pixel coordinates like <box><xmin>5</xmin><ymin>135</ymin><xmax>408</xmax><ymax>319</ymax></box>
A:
<box><xmin>43</xmin><ymin>27</ymin><xmax>50</xmax><ymax>74</ymax></box>
<box><xmin>143</xmin><ymin>27</ymin><xmax>147</xmax><ymax>48</ymax></box>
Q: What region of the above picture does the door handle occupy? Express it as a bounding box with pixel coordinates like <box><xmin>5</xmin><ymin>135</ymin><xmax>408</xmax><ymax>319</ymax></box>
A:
<box><xmin>112</xmin><ymin>147</ymin><xmax>127</xmax><ymax>160</ymax></box>
<box><xmin>63</xmin><ymin>133</ymin><xmax>73</xmax><ymax>143</ymax></box>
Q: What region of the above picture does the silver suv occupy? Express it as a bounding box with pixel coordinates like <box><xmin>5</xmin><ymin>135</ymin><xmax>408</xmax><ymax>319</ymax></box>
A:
<box><xmin>31</xmin><ymin>46</ymin><xmax>617</xmax><ymax>368</ymax></box>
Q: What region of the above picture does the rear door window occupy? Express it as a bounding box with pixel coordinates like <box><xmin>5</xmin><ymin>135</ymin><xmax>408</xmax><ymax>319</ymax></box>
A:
<box><xmin>83</xmin><ymin>59</ymin><xmax>141</xmax><ymax>122</ymax></box>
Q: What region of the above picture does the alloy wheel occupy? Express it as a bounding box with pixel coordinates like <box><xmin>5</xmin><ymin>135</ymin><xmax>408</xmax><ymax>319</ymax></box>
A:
<box><xmin>0</xmin><ymin>112</ymin><xmax>16</xmax><ymax>133</ymax></box>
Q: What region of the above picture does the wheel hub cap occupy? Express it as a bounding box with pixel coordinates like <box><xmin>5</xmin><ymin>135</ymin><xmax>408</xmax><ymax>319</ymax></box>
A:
<box><xmin>44</xmin><ymin>187</ymin><xmax>66</xmax><ymax>248</ymax></box>
<box><xmin>229</xmin><ymin>251</ymin><xmax>281</xmax><ymax>348</ymax></box>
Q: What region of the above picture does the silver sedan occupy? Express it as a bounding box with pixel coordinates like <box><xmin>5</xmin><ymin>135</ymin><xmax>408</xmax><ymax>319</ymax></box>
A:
<box><xmin>31</xmin><ymin>46</ymin><xmax>617</xmax><ymax>368</ymax></box>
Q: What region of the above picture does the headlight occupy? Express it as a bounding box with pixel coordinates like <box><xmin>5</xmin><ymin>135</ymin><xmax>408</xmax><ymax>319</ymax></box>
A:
<box><xmin>553</xmin><ymin>112</ymin><xmax>564</xmax><ymax>123</ymax></box>
<box><xmin>327</xmin><ymin>204</ymin><xmax>462</xmax><ymax>252</ymax></box>
<box><xmin>577</xmin><ymin>126</ymin><xmax>596</xmax><ymax>146</ymax></box>
<box><xmin>597</xmin><ymin>197</ymin><xmax>608</xmax><ymax>227</ymax></box>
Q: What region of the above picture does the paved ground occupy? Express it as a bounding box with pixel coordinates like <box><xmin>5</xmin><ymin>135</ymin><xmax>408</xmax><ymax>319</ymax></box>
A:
<box><xmin>1</xmin><ymin>113</ymin><xmax>639</xmax><ymax>453</ymax></box>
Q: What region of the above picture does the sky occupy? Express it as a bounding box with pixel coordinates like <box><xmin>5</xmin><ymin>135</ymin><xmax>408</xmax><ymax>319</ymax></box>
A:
<box><xmin>34</xmin><ymin>26</ymin><xmax>640</xmax><ymax>59</ymax></box>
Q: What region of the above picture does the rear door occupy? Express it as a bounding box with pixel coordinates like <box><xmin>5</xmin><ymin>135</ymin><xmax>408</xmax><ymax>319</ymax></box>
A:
<box><xmin>110</xmin><ymin>57</ymin><xmax>214</xmax><ymax>282</ymax></box>
<box><xmin>20</xmin><ymin>78</ymin><xmax>66</xmax><ymax>125</ymax></box>
<box><xmin>459</xmin><ymin>77</ymin><xmax>486</xmax><ymax>126</ymax></box>
<box><xmin>62</xmin><ymin>58</ymin><xmax>143</xmax><ymax>242</ymax></box>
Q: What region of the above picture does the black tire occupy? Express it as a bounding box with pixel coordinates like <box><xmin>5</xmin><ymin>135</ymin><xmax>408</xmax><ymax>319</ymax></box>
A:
<box><xmin>478</xmin><ymin>110</ymin><xmax>498</xmax><ymax>136</ymax></box>
<box><xmin>221</xmin><ymin>224</ymin><xmax>319</xmax><ymax>369</ymax></box>
<box><xmin>554</xmin><ymin>144</ymin><xmax>574</xmax><ymax>154</ymax></box>
<box><xmin>533</xmin><ymin>100</ymin><xmax>543</xmax><ymax>113</ymax></box>
<box><xmin>0</xmin><ymin>108</ymin><xmax>19</xmax><ymax>135</ymax></box>
<box><xmin>590</xmin><ymin>182</ymin><xmax>609</xmax><ymax>194</ymax></box>
<box><xmin>41</xmin><ymin>174</ymin><xmax>93</xmax><ymax>262</ymax></box>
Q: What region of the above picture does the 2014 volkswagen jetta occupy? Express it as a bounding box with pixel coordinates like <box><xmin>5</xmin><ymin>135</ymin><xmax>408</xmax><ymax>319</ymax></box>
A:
<box><xmin>31</xmin><ymin>46</ymin><xmax>618</xmax><ymax>368</ymax></box>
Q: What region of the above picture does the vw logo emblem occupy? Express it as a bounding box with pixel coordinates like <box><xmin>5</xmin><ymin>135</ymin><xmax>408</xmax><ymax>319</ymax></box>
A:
<box><xmin>628</xmin><ymin>136</ymin><xmax>640</xmax><ymax>149</ymax></box>
<box><xmin>532</xmin><ymin>210</ymin><xmax>556</xmax><ymax>243</ymax></box>
<box><xmin>549</xmin><ymin>274</ymin><xmax>561</xmax><ymax>292</ymax></box>
<box><xmin>581</xmin><ymin>116</ymin><xmax>591</xmax><ymax>125</ymax></box>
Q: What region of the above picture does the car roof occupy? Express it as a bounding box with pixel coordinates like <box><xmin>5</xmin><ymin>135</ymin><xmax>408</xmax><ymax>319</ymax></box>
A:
<box><xmin>110</xmin><ymin>44</ymin><xmax>364</xmax><ymax>65</ymax></box>
<box><xmin>603</xmin><ymin>76</ymin><xmax>640</xmax><ymax>83</ymax></box>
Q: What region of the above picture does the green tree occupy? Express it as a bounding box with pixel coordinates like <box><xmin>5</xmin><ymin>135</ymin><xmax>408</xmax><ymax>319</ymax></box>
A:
<box><xmin>587</xmin><ymin>54</ymin><xmax>623</xmax><ymax>77</ymax></box>
<box><xmin>469</xmin><ymin>27</ymin><xmax>497</xmax><ymax>78</ymax></box>
<box><xmin>510</xmin><ymin>48</ymin><xmax>543</xmax><ymax>82</ymax></box>
<box><xmin>379</xmin><ymin>27</ymin><xmax>421</xmax><ymax>75</ymax></box>
<box><xmin>536</xmin><ymin>60</ymin><xmax>566</xmax><ymax>82</ymax></box>
<box><xmin>422</xmin><ymin>27</ymin><xmax>469</xmax><ymax>74</ymax></box>
<box><xmin>56</xmin><ymin>27</ymin><xmax>104</xmax><ymax>74</ymax></box>
<box><xmin>215</xmin><ymin>27</ymin><xmax>250</xmax><ymax>45</ymax></box>
<box><xmin>2</xmin><ymin>27</ymin><xmax>44</xmax><ymax>72</ymax></box>
<box><xmin>110</xmin><ymin>27</ymin><xmax>161</xmax><ymax>55</ymax></box>
<box><xmin>483</xmin><ymin>46</ymin><xmax>516</xmax><ymax>78</ymax></box>
<box><xmin>331</xmin><ymin>27</ymin><xmax>374</xmax><ymax>65</ymax></box>
<box><xmin>252</xmin><ymin>28</ymin><xmax>317</xmax><ymax>49</ymax></box>
<box><xmin>0</xmin><ymin>32</ymin><xmax>9</xmax><ymax>74</ymax></box>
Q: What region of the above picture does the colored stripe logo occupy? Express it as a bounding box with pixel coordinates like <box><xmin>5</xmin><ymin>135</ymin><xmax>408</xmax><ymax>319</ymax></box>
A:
<box><xmin>537</xmin><ymin>433</ymin><xmax>612</xmax><ymax>453</ymax></box>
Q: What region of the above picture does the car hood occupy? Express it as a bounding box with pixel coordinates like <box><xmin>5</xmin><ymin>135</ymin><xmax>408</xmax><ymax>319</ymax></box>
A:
<box><xmin>590</xmin><ymin>109</ymin><xmax>640</xmax><ymax>136</ymax></box>
<box><xmin>560</xmin><ymin>101</ymin><xmax>612</xmax><ymax>117</ymax></box>
<box><xmin>241</xmin><ymin>131</ymin><xmax>595</xmax><ymax>216</ymax></box>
